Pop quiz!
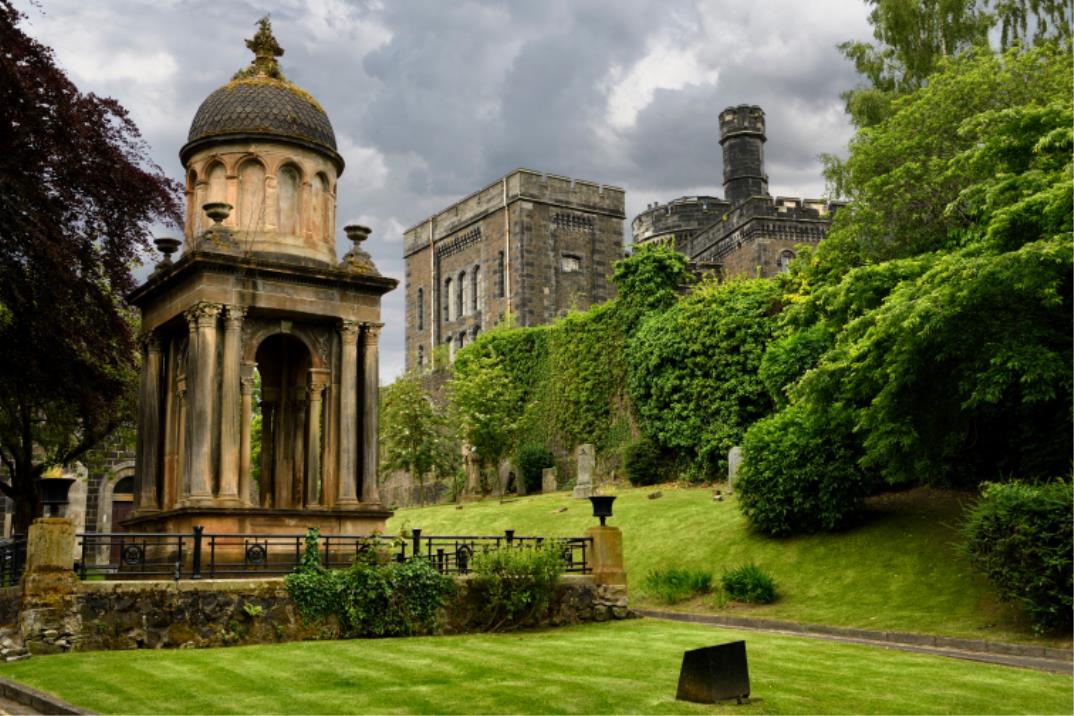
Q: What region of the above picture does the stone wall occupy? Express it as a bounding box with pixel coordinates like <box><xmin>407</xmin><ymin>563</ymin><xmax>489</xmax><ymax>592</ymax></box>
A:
<box><xmin>22</xmin><ymin>574</ymin><xmax>628</xmax><ymax>653</ymax></box>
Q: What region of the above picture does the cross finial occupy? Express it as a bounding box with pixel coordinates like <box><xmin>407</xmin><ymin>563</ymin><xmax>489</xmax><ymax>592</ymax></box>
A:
<box><xmin>244</xmin><ymin>16</ymin><xmax>284</xmax><ymax>78</ymax></box>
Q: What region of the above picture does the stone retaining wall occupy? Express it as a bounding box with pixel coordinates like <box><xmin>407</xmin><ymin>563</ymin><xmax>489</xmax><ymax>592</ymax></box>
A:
<box><xmin>25</xmin><ymin>574</ymin><xmax>629</xmax><ymax>653</ymax></box>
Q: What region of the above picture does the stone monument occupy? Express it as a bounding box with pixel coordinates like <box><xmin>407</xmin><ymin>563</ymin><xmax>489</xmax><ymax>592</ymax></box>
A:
<box><xmin>541</xmin><ymin>467</ymin><xmax>557</xmax><ymax>493</ymax></box>
<box><xmin>727</xmin><ymin>446</ymin><xmax>743</xmax><ymax>492</ymax></box>
<box><xmin>125</xmin><ymin>19</ymin><xmax>396</xmax><ymax>536</ymax></box>
<box><xmin>572</xmin><ymin>444</ymin><xmax>594</xmax><ymax>498</ymax></box>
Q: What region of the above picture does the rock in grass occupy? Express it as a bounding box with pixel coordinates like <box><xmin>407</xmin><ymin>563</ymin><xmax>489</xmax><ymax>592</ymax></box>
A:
<box><xmin>648</xmin><ymin>491</ymin><xmax>663</xmax><ymax>500</ymax></box>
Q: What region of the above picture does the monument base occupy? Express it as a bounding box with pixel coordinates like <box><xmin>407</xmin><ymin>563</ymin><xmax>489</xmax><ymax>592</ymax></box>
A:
<box><xmin>123</xmin><ymin>505</ymin><xmax>393</xmax><ymax>536</ymax></box>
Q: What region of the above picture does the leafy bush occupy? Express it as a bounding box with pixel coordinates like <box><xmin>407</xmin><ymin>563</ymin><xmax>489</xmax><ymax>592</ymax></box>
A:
<box><xmin>285</xmin><ymin>528</ymin><xmax>454</xmax><ymax>637</ymax></box>
<box><xmin>627</xmin><ymin>278</ymin><xmax>781</xmax><ymax>479</ymax></box>
<box><xmin>737</xmin><ymin>402</ymin><xmax>871</xmax><ymax>536</ymax></box>
<box><xmin>721</xmin><ymin>563</ymin><xmax>778</xmax><ymax>604</ymax></box>
<box><xmin>962</xmin><ymin>480</ymin><xmax>1073</xmax><ymax>634</ymax></box>
<box><xmin>514</xmin><ymin>444</ymin><xmax>554</xmax><ymax>493</ymax></box>
<box><xmin>623</xmin><ymin>438</ymin><xmax>665</xmax><ymax>486</ymax></box>
<box><xmin>642</xmin><ymin>567</ymin><xmax>713</xmax><ymax>604</ymax></box>
<box><xmin>469</xmin><ymin>545</ymin><xmax>564</xmax><ymax>631</ymax></box>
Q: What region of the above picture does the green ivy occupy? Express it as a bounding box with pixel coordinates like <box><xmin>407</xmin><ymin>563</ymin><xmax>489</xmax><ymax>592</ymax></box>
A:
<box><xmin>468</xmin><ymin>545</ymin><xmax>565</xmax><ymax>631</ymax></box>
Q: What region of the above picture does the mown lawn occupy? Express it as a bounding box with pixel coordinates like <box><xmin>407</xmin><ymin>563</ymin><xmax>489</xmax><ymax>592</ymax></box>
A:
<box><xmin>1</xmin><ymin>620</ymin><xmax>1069</xmax><ymax>715</ymax></box>
<box><xmin>388</xmin><ymin>486</ymin><xmax>1068</xmax><ymax>647</ymax></box>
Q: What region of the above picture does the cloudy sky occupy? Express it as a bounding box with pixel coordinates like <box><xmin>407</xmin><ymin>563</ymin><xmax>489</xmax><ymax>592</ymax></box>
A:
<box><xmin>14</xmin><ymin>0</ymin><xmax>873</xmax><ymax>381</ymax></box>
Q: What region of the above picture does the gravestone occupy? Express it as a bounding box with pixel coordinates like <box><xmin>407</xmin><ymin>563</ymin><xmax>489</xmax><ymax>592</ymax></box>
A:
<box><xmin>542</xmin><ymin>467</ymin><xmax>557</xmax><ymax>493</ymax></box>
<box><xmin>573</xmin><ymin>443</ymin><xmax>594</xmax><ymax>498</ymax></box>
<box><xmin>727</xmin><ymin>446</ymin><xmax>743</xmax><ymax>492</ymax></box>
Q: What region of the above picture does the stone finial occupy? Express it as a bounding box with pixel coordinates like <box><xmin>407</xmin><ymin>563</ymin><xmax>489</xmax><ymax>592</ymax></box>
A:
<box><xmin>154</xmin><ymin>237</ymin><xmax>180</xmax><ymax>268</ymax></box>
<box><xmin>244</xmin><ymin>16</ymin><xmax>285</xmax><ymax>79</ymax></box>
<box><xmin>198</xmin><ymin>202</ymin><xmax>238</xmax><ymax>252</ymax></box>
<box><xmin>340</xmin><ymin>224</ymin><xmax>380</xmax><ymax>275</ymax></box>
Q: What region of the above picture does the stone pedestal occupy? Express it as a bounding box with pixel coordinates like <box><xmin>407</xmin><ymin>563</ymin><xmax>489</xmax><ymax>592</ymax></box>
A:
<box><xmin>573</xmin><ymin>443</ymin><xmax>594</xmax><ymax>498</ymax></box>
<box><xmin>542</xmin><ymin>467</ymin><xmax>557</xmax><ymax>493</ymax></box>
<box><xmin>585</xmin><ymin>524</ymin><xmax>627</xmax><ymax>588</ymax></box>
<box><xmin>20</xmin><ymin>518</ymin><xmax>81</xmax><ymax>654</ymax></box>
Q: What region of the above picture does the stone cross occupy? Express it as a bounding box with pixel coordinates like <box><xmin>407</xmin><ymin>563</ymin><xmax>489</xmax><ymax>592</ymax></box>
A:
<box><xmin>573</xmin><ymin>443</ymin><xmax>594</xmax><ymax>498</ymax></box>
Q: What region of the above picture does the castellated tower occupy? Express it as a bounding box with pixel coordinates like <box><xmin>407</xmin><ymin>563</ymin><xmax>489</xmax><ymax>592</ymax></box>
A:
<box><xmin>719</xmin><ymin>104</ymin><xmax>769</xmax><ymax>205</ymax></box>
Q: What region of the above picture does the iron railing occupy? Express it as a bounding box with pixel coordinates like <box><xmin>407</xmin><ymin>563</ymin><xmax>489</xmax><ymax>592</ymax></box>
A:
<box><xmin>0</xmin><ymin>537</ymin><xmax>26</xmax><ymax>587</ymax></box>
<box><xmin>75</xmin><ymin>527</ymin><xmax>592</xmax><ymax>580</ymax></box>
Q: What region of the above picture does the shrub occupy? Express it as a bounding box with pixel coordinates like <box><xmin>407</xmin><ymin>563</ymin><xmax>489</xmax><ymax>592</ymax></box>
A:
<box><xmin>623</xmin><ymin>438</ymin><xmax>664</xmax><ymax>486</ymax></box>
<box><xmin>642</xmin><ymin>567</ymin><xmax>713</xmax><ymax>604</ymax></box>
<box><xmin>962</xmin><ymin>480</ymin><xmax>1073</xmax><ymax>634</ymax></box>
<box><xmin>737</xmin><ymin>402</ymin><xmax>871</xmax><ymax>536</ymax></box>
<box><xmin>469</xmin><ymin>545</ymin><xmax>564</xmax><ymax>631</ymax></box>
<box><xmin>514</xmin><ymin>444</ymin><xmax>554</xmax><ymax>493</ymax></box>
<box><xmin>285</xmin><ymin>528</ymin><xmax>454</xmax><ymax>637</ymax></box>
<box><xmin>721</xmin><ymin>563</ymin><xmax>777</xmax><ymax>604</ymax></box>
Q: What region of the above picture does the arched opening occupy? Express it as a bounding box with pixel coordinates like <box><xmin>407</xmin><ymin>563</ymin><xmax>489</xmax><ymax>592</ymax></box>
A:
<box><xmin>778</xmin><ymin>249</ymin><xmax>796</xmax><ymax>273</ymax></box>
<box><xmin>277</xmin><ymin>164</ymin><xmax>302</xmax><ymax>235</ymax></box>
<box><xmin>458</xmin><ymin>270</ymin><xmax>467</xmax><ymax>318</ymax></box>
<box><xmin>238</xmin><ymin>159</ymin><xmax>266</xmax><ymax>232</ymax></box>
<box><xmin>472</xmin><ymin>266</ymin><xmax>481</xmax><ymax>313</ymax></box>
<box><xmin>444</xmin><ymin>277</ymin><xmax>453</xmax><ymax>322</ymax></box>
<box><xmin>254</xmin><ymin>333</ymin><xmax>319</xmax><ymax>508</ymax></box>
<box><xmin>109</xmin><ymin>475</ymin><xmax>135</xmax><ymax>564</ymax></box>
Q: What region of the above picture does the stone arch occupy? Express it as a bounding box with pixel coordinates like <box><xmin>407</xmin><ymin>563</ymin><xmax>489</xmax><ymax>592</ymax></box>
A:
<box><xmin>237</xmin><ymin>157</ymin><xmax>267</xmax><ymax>232</ymax></box>
<box><xmin>312</xmin><ymin>172</ymin><xmax>330</xmax><ymax>244</ymax></box>
<box><xmin>205</xmin><ymin>161</ymin><xmax>227</xmax><ymax>204</ymax></box>
<box><xmin>95</xmin><ymin>460</ymin><xmax>136</xmax><ymax>535</ymax></box>
<box><xmin>242</xmin><ymin>323</ymin><xmax>328</xmax><ymax>371</ymax></box>
<box><xmin>777</xmin><ymin>249</ymin><xmax>796</xmax><ymax>273</ymax></box>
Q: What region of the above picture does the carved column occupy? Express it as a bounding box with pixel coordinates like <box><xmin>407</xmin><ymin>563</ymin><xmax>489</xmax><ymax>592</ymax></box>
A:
<box><xmin>306</xmin><ymin>370</ymin><xmax>329</xmax><ymax>506</ymax></box>
<box><xmin>185</xmin><ymin>302</ymin><xmax>221</xmax><ymax>505</ymax></box>
<box><xmin>134</xmin><ymin>334</ymin><xmax>163</xmax><ymax>513</ymax></box>
<box><xmin>360</xmin><ymin>322</ymin><xmax>383</xmax><ymax>504</ymax></box>
<box><xmin>217</xmin><ymin>305</ymin><xmax>245</xmax><ymax>505</ymax></box>
<box><xmin>337</xmin><ymin>320</ymin><xmax>359</xmax><ymax>507</ymax></box>
<box><xmin>291</xmin><ymin>391</ymin><xmax>307</xmax><ymax>509</ymax></box>
<box><xmin>239</xmin><ymin>363</ymin><xmax>256</xmax><ymax>506</ymax></box>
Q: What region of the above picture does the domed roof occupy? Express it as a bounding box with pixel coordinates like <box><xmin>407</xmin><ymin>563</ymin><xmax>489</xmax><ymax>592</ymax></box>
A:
<box><xmin>180</xmin><ymin>18</ymin><xmax>343</xmax><ymax>170</ymax></box>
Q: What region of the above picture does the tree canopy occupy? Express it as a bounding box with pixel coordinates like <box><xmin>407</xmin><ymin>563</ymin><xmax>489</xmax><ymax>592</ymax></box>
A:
<box><xmin>0</xmin><ymin>1</ymin><xmax>182</xmax><ymax>530</ymax></box>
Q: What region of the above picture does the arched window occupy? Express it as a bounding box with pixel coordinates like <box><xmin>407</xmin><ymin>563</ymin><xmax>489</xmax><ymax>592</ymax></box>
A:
<box><xmin>207</xmin><ymin>163</ymin><xmax>227</xmax><ymax>203</ymax></box>
<box><xmin>444</xmin><ymin>278</ymin><xmax>453</xmax><ymax>322</ymax></box>
<box><xmin>778</xmin><ymin>249</ymin><xmax>796</xmax><ymax>273</ymax></box>
<box><xmin>471</xmin><ymin>325</ymin><xmax>480</xmax><ymax>341</ymax></box>
<box><xmin>472</xmin><ymin>266</ymin><xmax>480</xmax><ymax>313</ymax></box>
<box><xmin>496</xmin><ymin>251</ymin><xmax>505</xmax><ymax>298</ymax></box>
<box><xmin>458</xmin><ymin>271</ymin><xmax>467</xmax><ymax>318</ymax></box>
<box><xmin>277</xmin><ymin>164</ymin><xmax>301</xmax><ymax>235</ymax></box>
<box><xmin>238</xmin><ymin>160</ymin><xmax>266</xmax><ymax>231</ymax></box>
<box><xmin>416</xmin><ymin>288</ymin><xmax>425</xmax><ymax>331</ymax></box>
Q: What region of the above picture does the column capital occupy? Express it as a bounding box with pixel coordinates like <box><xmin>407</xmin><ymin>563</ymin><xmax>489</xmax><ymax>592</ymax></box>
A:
<box><xmin>339</xmin><ymin>319</ymin><xmax>359</xmax><ymax>343</ymax></box>
<box><xmin>240</xmin><ymin>376</ymin><xmax>257</xmax><ymax>394</ymax></box>
<box><xmin>139</xmin><ymin>332</ymin><xmax>162</xmax><ymax>355</ymax></box>
<box><xmin>223</xmin><ymin>304</ymin><xmax>247</xmax><ymax>327</ymax></box>
<box><xmin>184</xmin><ymin>301</ymin><xmax>222</xmax><ymax>329</ymax></box>
<box><xmin>306</xmin><ymin>382</ymin><xmax>327</xmax><ymax>400</ymax></box>
<box><xmin>360</xmin><ymin>321</ymin><xmax>384</xmax><ymax>342</ymax></box>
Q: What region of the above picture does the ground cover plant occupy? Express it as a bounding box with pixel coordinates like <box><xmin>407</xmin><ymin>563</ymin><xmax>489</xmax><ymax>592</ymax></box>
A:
<box><xmin>1</xmin><ymin>619</ymin><xmax>1068</xmax><ymax>715</ymax></box>
<box><xmin>721</xmin><ymin>563</ymin><xmax>778</xmax><ymax>604</ymax></box>
<box><xmin>389</xmin><ymin>487</ymin><xmax>1070</xmax><ymax>647</ymax></box>
<box><xmin>642</xmin><ymin>567</ymin><xmax>713</xmax><ymax>604</ymax></box>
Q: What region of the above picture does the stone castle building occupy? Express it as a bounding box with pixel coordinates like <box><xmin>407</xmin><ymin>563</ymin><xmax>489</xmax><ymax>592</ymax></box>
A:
<box><xmin>124</xmin><ymin>19</ymin><xmax>396</xmax><ymax>536</ymax></box>
<box><xmin>403</xmin><ymin>170</ymin><xmax>625</xmax><ymax>369</ymax></box>
<box><xmin>632</xmin><ymin>104</ymin><xmax>844</xmax><ymax>277</ymax></box>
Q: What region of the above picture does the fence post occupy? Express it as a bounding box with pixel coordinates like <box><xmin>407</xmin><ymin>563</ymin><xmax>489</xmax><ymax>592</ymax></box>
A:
<box><xmin>191</xmin><ymin>525</ymin><xmax>204</xmax><ymax>580</ymax></box>
<box><xmin>411</xmin><ymin>528</ymin><xmax>422</xmax><ymax>558</ymax></box>
<box><xmin>505</xmin><ymin>529</ymin><xmax>514</xmax><ymax>545</ymax></box>
<box><xmin>584</xmin><ymin>524</ymin><xmax>627</xmax><ymax>588</ymax></box>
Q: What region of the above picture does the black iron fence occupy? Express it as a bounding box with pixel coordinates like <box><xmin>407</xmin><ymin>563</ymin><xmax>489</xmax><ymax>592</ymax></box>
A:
<box><xmin>0</xmin><ymin>537</ymin><xmax>26</xmax><ymax>587</ymax></box>
<box><xmin>74</xmin><ymin>527</ymin><xmax>592</xmax><ymax>581</ymax></box>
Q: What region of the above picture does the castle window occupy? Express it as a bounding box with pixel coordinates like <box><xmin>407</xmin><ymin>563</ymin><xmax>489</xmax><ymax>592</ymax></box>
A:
<box><xmin>778</xmin><ymin>249</ymin><xmax>796</xmax><ymax>273</ymax></box>
<box><xmin>471</xmin><ymin>325</ymin><xmax>480</xmax><ymax>341</ymax></box>
<box><xmin>458</xmin><ymin>271</ymin><xmax>467</xmax><ymax>318</ymax></box>
<box><xmin>444</xmin><ymin>277</ymin><xmax>453</xmax><ymax>322</ymax></box>
<box><xmin>496</xmin><ymin>251</ymin><xmax>505</xmax><ymax>298</ymax></box>
<box><xmin>446</xmin><ymin>335</ymin><xmax>455</xmax><ymax>362</ymax></box>
<box><xmin>416</xmin><ymin>288</ymin><xmax>424</xmax><ymax>331</ymax></box>
<box><xmin>561</xmin><ymin>254</ymin><xmax>581</xmax><ymax>273</ymax></box>
<box><xmin>417</xmin><ymin>345</ymin><xmax>425</xmax><ymax>368</ymax></box>
<box><xmin>472</xmin><ymin>266</ymin><xmax>480</xmax><ymax>313</ymax></box>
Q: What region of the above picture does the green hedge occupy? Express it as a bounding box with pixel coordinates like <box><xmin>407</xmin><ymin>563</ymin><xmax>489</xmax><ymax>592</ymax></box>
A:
<box><xmin>962</xmin><ymin>480</ymin><xmax>1073</xmax><ymax>634</ymax></box>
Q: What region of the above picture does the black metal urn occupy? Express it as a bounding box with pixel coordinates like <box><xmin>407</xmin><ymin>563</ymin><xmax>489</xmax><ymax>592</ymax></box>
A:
<box><xmin>589</xmin><ymin>495</ymin><xmax>616</xmax><ymax>526</ymax></box>
<box><xmin>39</xmin><ymin>476</ymin><xmax>77</xmax><ymax>517</ymax></box>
